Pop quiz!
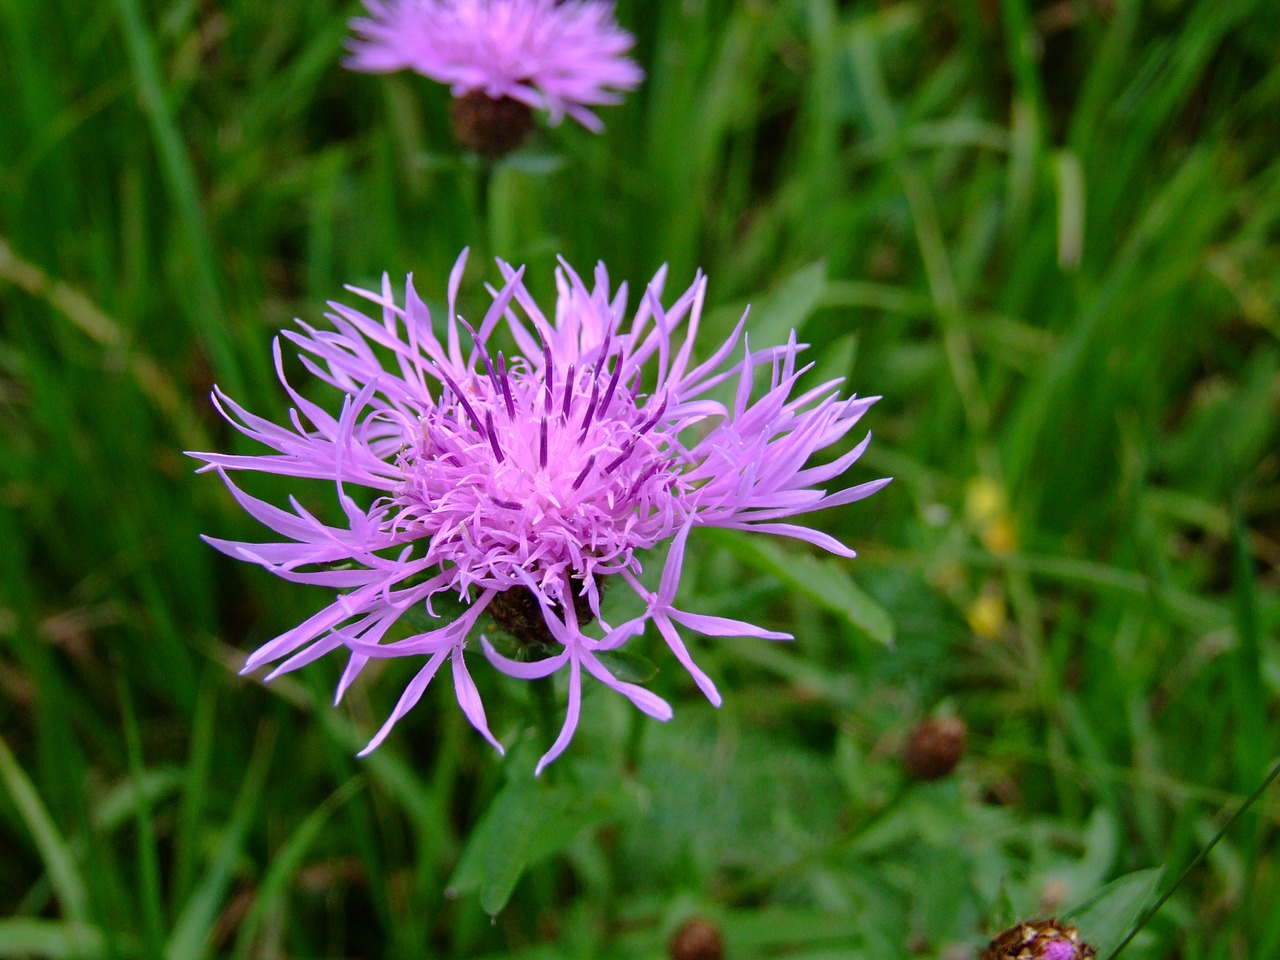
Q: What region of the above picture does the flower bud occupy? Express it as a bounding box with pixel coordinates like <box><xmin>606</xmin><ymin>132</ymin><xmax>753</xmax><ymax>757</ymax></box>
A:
<box><xmin>668</xmin><ymin>917</ymin><xmax>724</xmax><ymax>960</ymax></box>
<box><xmin>979</xmin><ymin>918</ymin><xmax>1096</xmax><ymax>960</ymax></box>
<box><xmin>903</xmin><ymin>715</ymin><xmax>967</xmax><ymax>781</ymax></box>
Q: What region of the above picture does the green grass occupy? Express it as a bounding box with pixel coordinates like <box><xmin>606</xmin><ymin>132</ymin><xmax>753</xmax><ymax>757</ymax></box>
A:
<box><xmin>2</xmin><ymin>0</ymin><xmax>1279</xmax><ymax>957</ymax></box>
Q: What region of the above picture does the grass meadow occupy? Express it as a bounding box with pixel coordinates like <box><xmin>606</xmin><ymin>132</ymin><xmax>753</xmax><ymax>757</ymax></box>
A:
<box><xmin>2</xmin><ymin>0</ymin><xmax>1279</xmax><ymax>957</ymax></box>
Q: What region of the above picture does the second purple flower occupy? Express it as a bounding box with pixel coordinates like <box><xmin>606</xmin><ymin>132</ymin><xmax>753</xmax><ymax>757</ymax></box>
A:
<box><xmin>346</xmin><ymin>0</ymin><xmax>643</xmax><ymax>153</ymax></box>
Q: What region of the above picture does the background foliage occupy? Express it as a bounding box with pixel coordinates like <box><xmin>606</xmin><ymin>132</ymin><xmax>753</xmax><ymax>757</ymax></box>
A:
<box><xmin>2</xmin><ymin>0</ymin><xmax>1279</xmax><ymax>957</ymax></box>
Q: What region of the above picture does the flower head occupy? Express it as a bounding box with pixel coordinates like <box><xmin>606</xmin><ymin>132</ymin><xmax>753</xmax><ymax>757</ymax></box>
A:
<box><xmin>979</xmin><ymin>919</ymin><xmax>1097</xmax><ymax>960</ymax></box>
<box><xmin>193</xmin><ymin>252</ymin><xmax>886</xmax><ymax>772</ymax></box>
<box><xmin>346</xmin><ymin>0</ymin><xmax>643</xmax><ymax>135</ymax></box>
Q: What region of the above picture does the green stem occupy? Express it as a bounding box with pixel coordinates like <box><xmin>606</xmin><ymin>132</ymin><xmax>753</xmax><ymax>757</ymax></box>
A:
<box><xmin>1108</xmin><ymin>758</ymin><xmax>1280</xmax><ymax>959</ymax></box>
<box><xmin>530</xmin><ymin>676</ymin><xmax>557</xmax><ymax>763</ymax></box>
<box><xmin>474</xmin><ymin>160</ymin><xmax>494</xmax><ymax>260</ymax></box>
<box><xmin>623</xmin><ymin>705</ymin><xmax>647</xmax><ymax>774</ymax></box>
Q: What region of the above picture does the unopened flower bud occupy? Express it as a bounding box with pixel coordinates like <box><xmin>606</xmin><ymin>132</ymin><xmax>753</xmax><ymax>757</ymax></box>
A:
<box><xmin>903</xmin><ymin>715</ymin><xmax>967</xmax><ymax>781</ymax></box>
<box><xmin>668</xmin><ymin>917</ymin><xmax>723</xmax><ymax>960</ymax></box>
<box><xmin>979</xmin><ymin>918</ymin><xmax>1096</xmax><ymax>960</ymax></box>
<box><xmin>450</xmin><ymin>92</ymin><xmax>534</xmax><ymax>158</ymax></box>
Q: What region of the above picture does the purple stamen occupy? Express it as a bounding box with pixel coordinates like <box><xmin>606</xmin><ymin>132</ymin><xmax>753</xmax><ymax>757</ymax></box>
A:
<box><xmin>496</xmin><ymin>351</ymin><xmax>516</xmax><ymax>418</ymax></box>
<box><xmin>637</xmin><ymin>394</ymin><xmax>668</xmax><ymax>435</ymax></box>
<box><xmin>626</xmin><ymin>459</ymin><xmax>664</xmax><ymax>498</ymax></box>
<box><xmin>571</xmin><ymin>454</ymin><xmax>596</xmax><ymax>490</ymax></box>
<box><xmin>539</xmin><ymin>416</ymin><xmax>548</xmax><ymax>469</ymax></box>
<box><xmin>561</xmin><ymin>363</ymin><xmax>575</xmax><ymax>421</ymax></box>
<box><xmin>603</xmin><ymin>439</ymin><xmax>636</xmax><ymax>474</ymax></box>
<box><xmin>484</xmin><ymin>410</ymin><xmax>504</xmax><ymax>463</ymax></box>
<box><xmin>578</xmin><ymin>375</ymin><xmax>600</xmax><ymax>439</ymax></box>
<box><xmin>598</xmin><ymin>351</ymin><xmax>624</xmax><ymax>419</ymax></box>
<box><xmin>438</xmin><ymin>370</ymin><xmax>483</xmax><ymax>432</ymax></box>
<box><xmin>460</xmin><ymin>318</ymin><xmax>503</xmax><ymax>403</ymax></box>
<box><xmin>597</xmin><ymin>323</ymin><xmax>615</xmax><ymax>373</ymax></box>
<box><xmin>538</xmin><ymin>331</ymin><xmax>555</xmax><ymax>414</ymax></box>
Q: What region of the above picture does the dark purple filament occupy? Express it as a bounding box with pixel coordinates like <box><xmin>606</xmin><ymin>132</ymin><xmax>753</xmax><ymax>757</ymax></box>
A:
<box><xmin>572</xmin><ymin>454</ymin><xmax>596</xmax><ymax>490</ymax></box>
<box><xmin>496</xmin><ymin>351</ymin><xmax>516</xmax><ymax>418</ymax></box>
<box><xmin>484</xmin><ymin>409</ymin><xmax>504</xmax><ymax>463</ymax></box>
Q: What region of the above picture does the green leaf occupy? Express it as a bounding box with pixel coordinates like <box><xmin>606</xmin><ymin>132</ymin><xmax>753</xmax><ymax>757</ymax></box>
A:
<box><xmin>448</xmin><ymin>757</ymin><xmax>641</xmax><ymax>916</ymax></box>
<box><xmin>0</xmin><ymin>919</ymin><xmax>104</xmax><ymax>959</ymax></box>
<box><xmin>233</xmin><ymin>777</ymin><xmax>363</xmax><ymax>959</ymax></box>
<box><xmin>744</xmin><ymin>261</ymin><xmax>829</xmax><ymax>348</ymax></box>
<box><xmin>165</xmin><ymin>726</ymin><xmax>276</xmax><ymax>960</ymax></box>
<box><xmin>595</xmin><ymin>648</ymin><xmax>659</xmax><ymax>684</ymax></box>
<box><xmin>89</xmin><ymin>767</ymin><xmax>183</xmax><ymax>833</ymax></box>
<box><xmin>0</xmin><ymin>735</ymin><xmax>90</xmax><ymax>924</ymax></box>
<box><xmin>1064</xmin><ymin>868</ymin><xmax>1163</xmax><ymax>957</ymax></box>
<box><xmin>706</xmin><ymin>529</ymin><xmax>895</xmax><ymax>645</ymax></box>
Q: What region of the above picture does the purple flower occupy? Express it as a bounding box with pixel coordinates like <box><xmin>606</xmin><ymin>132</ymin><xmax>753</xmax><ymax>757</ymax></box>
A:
<box><xmin>346</xmin><ymin>0</ymin><xmax>643</xmax><ymax>133</ymax></box>
<box><xmin>193</xmin><ymin>252</ymin><xmax>886</xmax><ymax>772</ymax></box>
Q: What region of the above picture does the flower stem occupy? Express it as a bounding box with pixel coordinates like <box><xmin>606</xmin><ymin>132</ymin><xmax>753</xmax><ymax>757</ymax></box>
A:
<box><xmin>623</xmin><ymin>705</ymin><xmax>647</xmax><ymax>774</ymax></box>
<box><xmin>530</xmin><ymin>675</ymin><xmax>557</xmax><ymax>759</ymax></box>
<box><xmin>475</xmin><ymin>160</ymin><xmax>494</xmax><ymax>260</ymax></box>
<box><xmin>1107</xmin><ymin>757</ymin><xmax>1280</xmax><ymax>958</ymax></box>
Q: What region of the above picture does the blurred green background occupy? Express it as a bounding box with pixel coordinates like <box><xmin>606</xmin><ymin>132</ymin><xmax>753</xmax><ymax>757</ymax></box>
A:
<box><xmin>2</xmin><ymin>0</ymin><xmax>1279</xmax><ymax>957</ymax></box>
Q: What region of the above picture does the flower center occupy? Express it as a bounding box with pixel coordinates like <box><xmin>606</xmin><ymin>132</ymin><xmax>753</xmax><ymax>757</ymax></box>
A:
<box><xmin>489</xmin><ymin>578</ymin><xmax>603</xmax><ymax>651</ymax></box>
<box><xmin>393</xmin><ymin>334</ymin><xmax>679</xmax><ymax>600</ymax></box>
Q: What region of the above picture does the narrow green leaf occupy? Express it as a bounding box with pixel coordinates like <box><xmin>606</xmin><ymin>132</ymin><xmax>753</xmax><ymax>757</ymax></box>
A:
<box><xmin>173</xmin><ymin>674</ymin><xmax>216</xmax><ymax>906</ymax></box>
<box><xmin>0</xmin><ymin>734</ymin><xmax>90</xmax><ymax>924</ymax></box>
<box><xmin>165</xmin><ymin>725</ymin><xmax>276</xmax><ymax>960</ymax></box>
<box><xmin>1065</xmin><ymin>868</ymin><xmax>1162</xmax><ymax>956</ymax></box>
<box><xmin>706</xmin><ymin>529</ymin><xmax>894</xmax><ymax>645</ymax></box>
<box><xmin>117</xmin><ymin>677</ymin><xmax>166</xmax><ymax>959</ymax></box>
<box><xmin>90</xmin><ymin>768</ymin><xmax>182</xmax><ymax>834</ymax></box>
<box><xmin>1229</xmin><ymin>501</ymin><xmax>1267</xmax><ymax>791</ymax></box>
<box><xmin>743</xmin><ymin>261</ymin><xmax>828</xmax><ymax>349</ymax></box>
<box><xmin>0</xmin><ymin>919</ymin><xmax>104</xmax><ymax>959</ymax></box>
<box><xmin>233</xmin><ymin>777</ymin><xmax>364</xmax><ymax>959</ymax></box>
<box><xmin>110</xmin><ymin>0</ymin><xmax>247</xmax><ymax>398</ymax></box>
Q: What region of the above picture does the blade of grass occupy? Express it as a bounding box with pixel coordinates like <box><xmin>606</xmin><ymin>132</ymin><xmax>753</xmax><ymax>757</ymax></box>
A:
<box><xmin>110</xmin><ymin>0</ymin><xmax>247</xmax><ymax>399</ymax></box>
<box><xmin>0</xmin><ymin>734</ymin><xmax>90</xmax><ymax>925</ymax></box>
<box><xmin>0</xmin><ymin>919</ymin><xmax>104</xmax><ymax>960</ymax></box>
<box><xmin>1107</xmin><ymin>759</ymin><xmax>1280</xmax><ymax>959</ymax></box>
<box><xmin>0</xmin><ymin>234</ymin><xmax>209</xmax><ymax>448</ymax></box>
<box><xmin>1228</xmin><ymin>500</ymin><xmax>1267</xmax><ymax>790</ymax></box>
<box><xmin>232</xmin><ymin>776</ymin><xmax>364</xmax><ymax>958</ymax></box>
<box><xmin>164</xmin><ymin>721</ymin><xmax>277</xmax><ymax>960</ymax></box>
<box><xmin>116</xmin><ymin>676</ymin><xmax>166</xmax><ymax>959</ymax></box>
<box><xmin>172</xmin><ymin>672</ymin><xmax>216</xmax><ymax>907</ymax></box>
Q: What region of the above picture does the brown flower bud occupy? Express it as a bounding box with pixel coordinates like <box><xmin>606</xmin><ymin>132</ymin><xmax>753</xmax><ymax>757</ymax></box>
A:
<box><xmin>978</xmin><ymin>918</ymin><xmax>1096</xmax><ymax>960</ymax></box>
<box><xmin>903</xmin><ymin>715</ymin><xmax>967</xmax><ymax>781</ymax></box>
<box><xmin>668</xmin><ymin>917</ymin><xmax>724</xmax><ymax>960</ymax></box>
<box><xmin>450</xmin><ymin>92</ymin><xmax>534</xmax><ymax>158</ymax></box>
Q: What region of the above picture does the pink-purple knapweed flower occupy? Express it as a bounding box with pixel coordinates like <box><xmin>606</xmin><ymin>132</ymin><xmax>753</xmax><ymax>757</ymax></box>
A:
<box><xmin>346</xmin><ymin>0</ymin><xmax>643</xmax><ymax>133</ymax></box>
<box><xmin>193</xmin><ymin>252</ymin><xmax>885</xmax><ymax>772</ymax></box>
